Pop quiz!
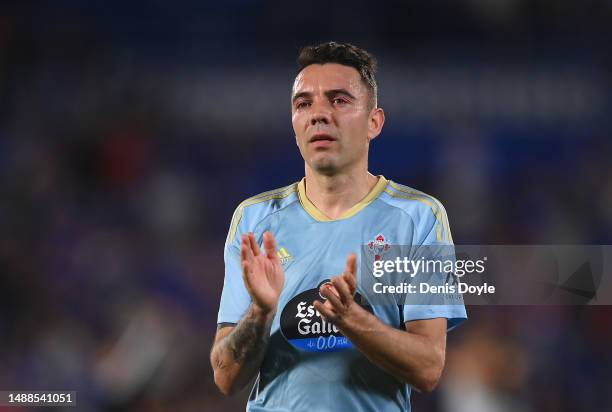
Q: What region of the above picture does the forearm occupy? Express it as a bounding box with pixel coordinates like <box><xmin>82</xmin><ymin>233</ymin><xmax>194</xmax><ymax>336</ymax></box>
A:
<box><xmin>337</xmin><ymin>308</ymin><xmax>445</xmax><ymax>392</ymax></box>
<box><xmin>211</xmin><ymin>305</ymin><xmax>274</xmax><ymax>395</ymax></box>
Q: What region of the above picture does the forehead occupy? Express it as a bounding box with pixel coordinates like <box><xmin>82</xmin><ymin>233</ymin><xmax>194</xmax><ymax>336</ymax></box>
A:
<box><xmin>292</xmin><ymin>63</ymin><xmax>365</xmax><ymax>96</ymax></box>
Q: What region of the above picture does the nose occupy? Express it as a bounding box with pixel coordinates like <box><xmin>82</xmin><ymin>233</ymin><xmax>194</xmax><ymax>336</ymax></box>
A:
<box><xmin>309</xmin><ymin>101</ymin><xmax>331</xmax><ymax>126</ymax></box>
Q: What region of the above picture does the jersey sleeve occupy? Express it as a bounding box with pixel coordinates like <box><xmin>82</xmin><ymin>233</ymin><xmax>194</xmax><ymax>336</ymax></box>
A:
<box><xmin>217</xmin><ymin>207</ymin><xmax>253</xmax><ymax>325</ymax></box>
<box><xmin>402</xmin><ymin>204</ymin><xmax>467</xmax><ymax>331</ymax></box>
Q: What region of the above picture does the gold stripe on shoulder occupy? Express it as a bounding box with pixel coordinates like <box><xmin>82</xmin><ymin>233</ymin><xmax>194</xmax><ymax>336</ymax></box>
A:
<box><xmin>384</xmin><ymin>186</ymin><xmax>450</xmax><ymax>243</ymax></box>
<box><xmin>226</xmin><ymin>184</ymin><xmax>296</xmax><ymax>242</ymax></box>
<box><xmin>226</xmin><ymin>184</ymin><xmax>297</xmax><ymax>244</ymax></box>
<box><xmin>387</xmin><ymin>182</ymin><xmax>452</xmax><ymax>242</ymax></box>
<box><xmin>247</xmin><ymin>183</ymin><xmax>296</xmax><ymax>202</ymax></box>
<box><xmin>388</xmin><ymin>181</ymin><xmax>452</xmax><ymax>242</ymax></box>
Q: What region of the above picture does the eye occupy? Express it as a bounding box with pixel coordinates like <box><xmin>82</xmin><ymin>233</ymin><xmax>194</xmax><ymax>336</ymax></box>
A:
<box><xmin>295</xmin><ymin>101</ymin><xmax>311</xmax><ymax>109</ymax></box>
<box><xmin>332</xmin><ymin>98</ymin><xmax>348</xmax><ymax>105</ymax></box>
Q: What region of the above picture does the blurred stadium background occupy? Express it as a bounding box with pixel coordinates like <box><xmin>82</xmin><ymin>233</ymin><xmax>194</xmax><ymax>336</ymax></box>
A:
<box><xmin>1</xmin><ymin>1</ymin><xmax>611</xmax><ymax>411</ymax></box>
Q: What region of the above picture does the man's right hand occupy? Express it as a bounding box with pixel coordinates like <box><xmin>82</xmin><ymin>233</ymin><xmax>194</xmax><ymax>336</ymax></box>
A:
<box><xmin>240</xmin><ymin>232</ymin><xmax>285</xmax><ymax>316</ymax></box>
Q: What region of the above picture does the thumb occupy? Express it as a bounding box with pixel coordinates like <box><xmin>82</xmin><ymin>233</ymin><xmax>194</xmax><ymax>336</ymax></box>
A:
<box><xmin>345</xmin><ymin>253</ymin><xmax>357</xmax><ymax>276</ymax></box>
<box><xmin>263</xmin><ymin>231</ymin><xmax>279</xmax><ymax>261</ymax></box>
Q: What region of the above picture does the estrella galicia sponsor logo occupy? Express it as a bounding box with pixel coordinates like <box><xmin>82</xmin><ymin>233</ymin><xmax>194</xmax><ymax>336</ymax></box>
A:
<box><xmin>280</xmin><ymin>280</ymin><xmax>373</xmax><ymax>352</ymax></box>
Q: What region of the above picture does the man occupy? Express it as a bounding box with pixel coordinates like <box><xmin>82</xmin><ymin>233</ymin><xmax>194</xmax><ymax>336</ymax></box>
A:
<box><xmin>210</xmin><ymin>42</ymin><xmax>466</xmax><ymax>411</ymax></box>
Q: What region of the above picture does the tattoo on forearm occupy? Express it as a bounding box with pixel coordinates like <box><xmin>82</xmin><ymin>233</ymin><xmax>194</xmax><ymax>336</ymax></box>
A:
<box><xmin>226</xmin><ymin>312</ymin><xmax>270</xmax><ymax>364</ymax></box>
<box><xmin>214</xmin><ymin>354</ymin><xmax>227</xmax><ymax>370</ymax></box>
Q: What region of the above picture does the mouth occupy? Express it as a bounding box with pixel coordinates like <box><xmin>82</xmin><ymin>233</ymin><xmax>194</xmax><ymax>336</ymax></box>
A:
<box><xmin>309</xmin><ymin>133</ymin><xmax>337</xmax><ymax>143</ymax></box>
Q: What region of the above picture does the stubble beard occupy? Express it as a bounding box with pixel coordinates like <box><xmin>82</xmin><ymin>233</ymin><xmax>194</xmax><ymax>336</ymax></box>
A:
<box><xmin>309</xmin><ymin>152</ymin><xmax>343</xmax><ymax>176</ymax></box>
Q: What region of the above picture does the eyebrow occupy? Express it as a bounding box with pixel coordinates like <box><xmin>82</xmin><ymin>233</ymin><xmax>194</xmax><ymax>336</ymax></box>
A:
<box><xmin>291</xmin><ymin>88</ymin><xmax>357</xmax><ymax>103</ymax></box>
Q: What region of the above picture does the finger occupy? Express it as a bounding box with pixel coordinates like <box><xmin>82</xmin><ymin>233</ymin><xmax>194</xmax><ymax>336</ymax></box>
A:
<box><xmin>313</xmin><ymin>300</ymin><xmax>335</xmax><ymax>321</ymax></box>
<box><xmin>320</xmin><ymin>284</ymin><xmax>344</xmax><ymax>309</ymax></box>
<box><xmin>331</xmin><ymin>276</ymin><xmax>352</xmax><ymax>303</ymax></box>
<box><xmin>322</xmin><ymin>282</ymin><xmax>340</xmax><ymax>301</ymax></box>
<box><xmin>240</xmin><ymin>244</ymin><xmax>248</xmax><ymax>267</ymax></box>
<box><xmin>342</xmin><ymin>271</ymin><xmax>357</xmax><ymax>295</ymax></box>
<box><xmin>241</xmin><ymin>260</ymin><xmax>255</xmax><ymax>294</ymax></box>
<box><xmin>344</xmin><ymin>253</ymin><xmax>358</xmax><ymax>291</ymax></box>
<box><xmin>241</xmin><ymin>235</ymin><xmax>254</xmax><ymax>264</ymax></box>
<box><xmin>248</xmin><ymin>233</ymin><xmax>261</xmax><ymax>256</ymax></box>
<box><xmin>345</xmin><ymin>253</ymin><xmax>357</xmax><ymax>276</ymax></box>
<box><xmin>263</xmin><ymin>231</ymin><xmax>280</xmax><ymax>261</ymax></box>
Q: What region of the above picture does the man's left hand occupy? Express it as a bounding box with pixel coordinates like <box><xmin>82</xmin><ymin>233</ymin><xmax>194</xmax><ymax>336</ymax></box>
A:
<box><xmin>313</xmin><ymin>253</ymin><xmax>363</xmax><ymax>328</ymax></box>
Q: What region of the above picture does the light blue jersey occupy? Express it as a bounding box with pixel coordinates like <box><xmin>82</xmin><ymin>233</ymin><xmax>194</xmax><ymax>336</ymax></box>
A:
<box><xmin>218</xmin><ymin>176</ymin><xmax>467</xmax><ymax>412</ymax></box>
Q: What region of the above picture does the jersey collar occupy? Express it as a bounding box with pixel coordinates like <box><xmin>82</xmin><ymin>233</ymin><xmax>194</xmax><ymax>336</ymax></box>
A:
<box><xmin>297</xmin><ymin>175</ymin><xmax>388</xmax><ymax>222</ymax></box>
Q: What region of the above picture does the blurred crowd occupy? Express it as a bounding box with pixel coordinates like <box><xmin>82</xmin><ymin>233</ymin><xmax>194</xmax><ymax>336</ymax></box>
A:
<box><xmin>1</xmin><ymin>1</ymin><xmax>611</xmax><ymax>411</ymax></box>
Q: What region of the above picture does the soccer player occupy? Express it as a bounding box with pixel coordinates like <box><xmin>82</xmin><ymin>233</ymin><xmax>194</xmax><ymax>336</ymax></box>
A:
<box><xmin>210</xmin><ymin>42</ymin><xmax>467</xmax><ymax>411</ymax></box>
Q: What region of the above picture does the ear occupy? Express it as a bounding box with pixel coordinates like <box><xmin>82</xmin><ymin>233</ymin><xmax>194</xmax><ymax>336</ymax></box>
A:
<box><xmin>367</xmin><ymin>108</ymin><xmax>385</xmax><ymax>142</ymax></box>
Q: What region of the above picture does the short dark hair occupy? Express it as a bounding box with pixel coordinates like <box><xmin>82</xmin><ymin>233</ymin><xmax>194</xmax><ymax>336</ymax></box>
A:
<box><xmin>297</xmin><ymin>41</ymin><xmax>378</xmax><ymax>108</ymax></box>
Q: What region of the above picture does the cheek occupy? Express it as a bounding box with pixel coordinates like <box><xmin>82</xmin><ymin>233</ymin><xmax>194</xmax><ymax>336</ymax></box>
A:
<box><xmin>293</xmin><ymin>114</ymin><xmax>313</xmax><ymax>145</ymax></box>
<box><xmin>291</xmin><ymin>121</ymin><xmax>305</xmax><ymax>149</ymax></box>
<box><xmin>291</xmin><ymin>112</ymin><xmax>305</xmax><ymax>135</ymax></box>
<box><xmin>291</xmin><ymin>113</ymin><xmax>298</xmax><ymax>132</ymax></box>
<box><xmin>342</xmin><ymin>114</ymin><xmax>370</xmax><ymax>142</ymax></box>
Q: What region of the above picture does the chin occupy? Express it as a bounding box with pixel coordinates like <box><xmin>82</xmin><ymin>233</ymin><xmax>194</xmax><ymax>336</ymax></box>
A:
<box><xmin>310</xmin><ymin>156</ymin><xmax>340</xmax><ymax>176</ymax></box>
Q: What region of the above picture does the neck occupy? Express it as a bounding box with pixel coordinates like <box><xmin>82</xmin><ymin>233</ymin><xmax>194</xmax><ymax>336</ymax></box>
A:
<box><xmin>304</xmin><ymin>165</ymin><xmax>379</xmax><ymax>220</ymax></box>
